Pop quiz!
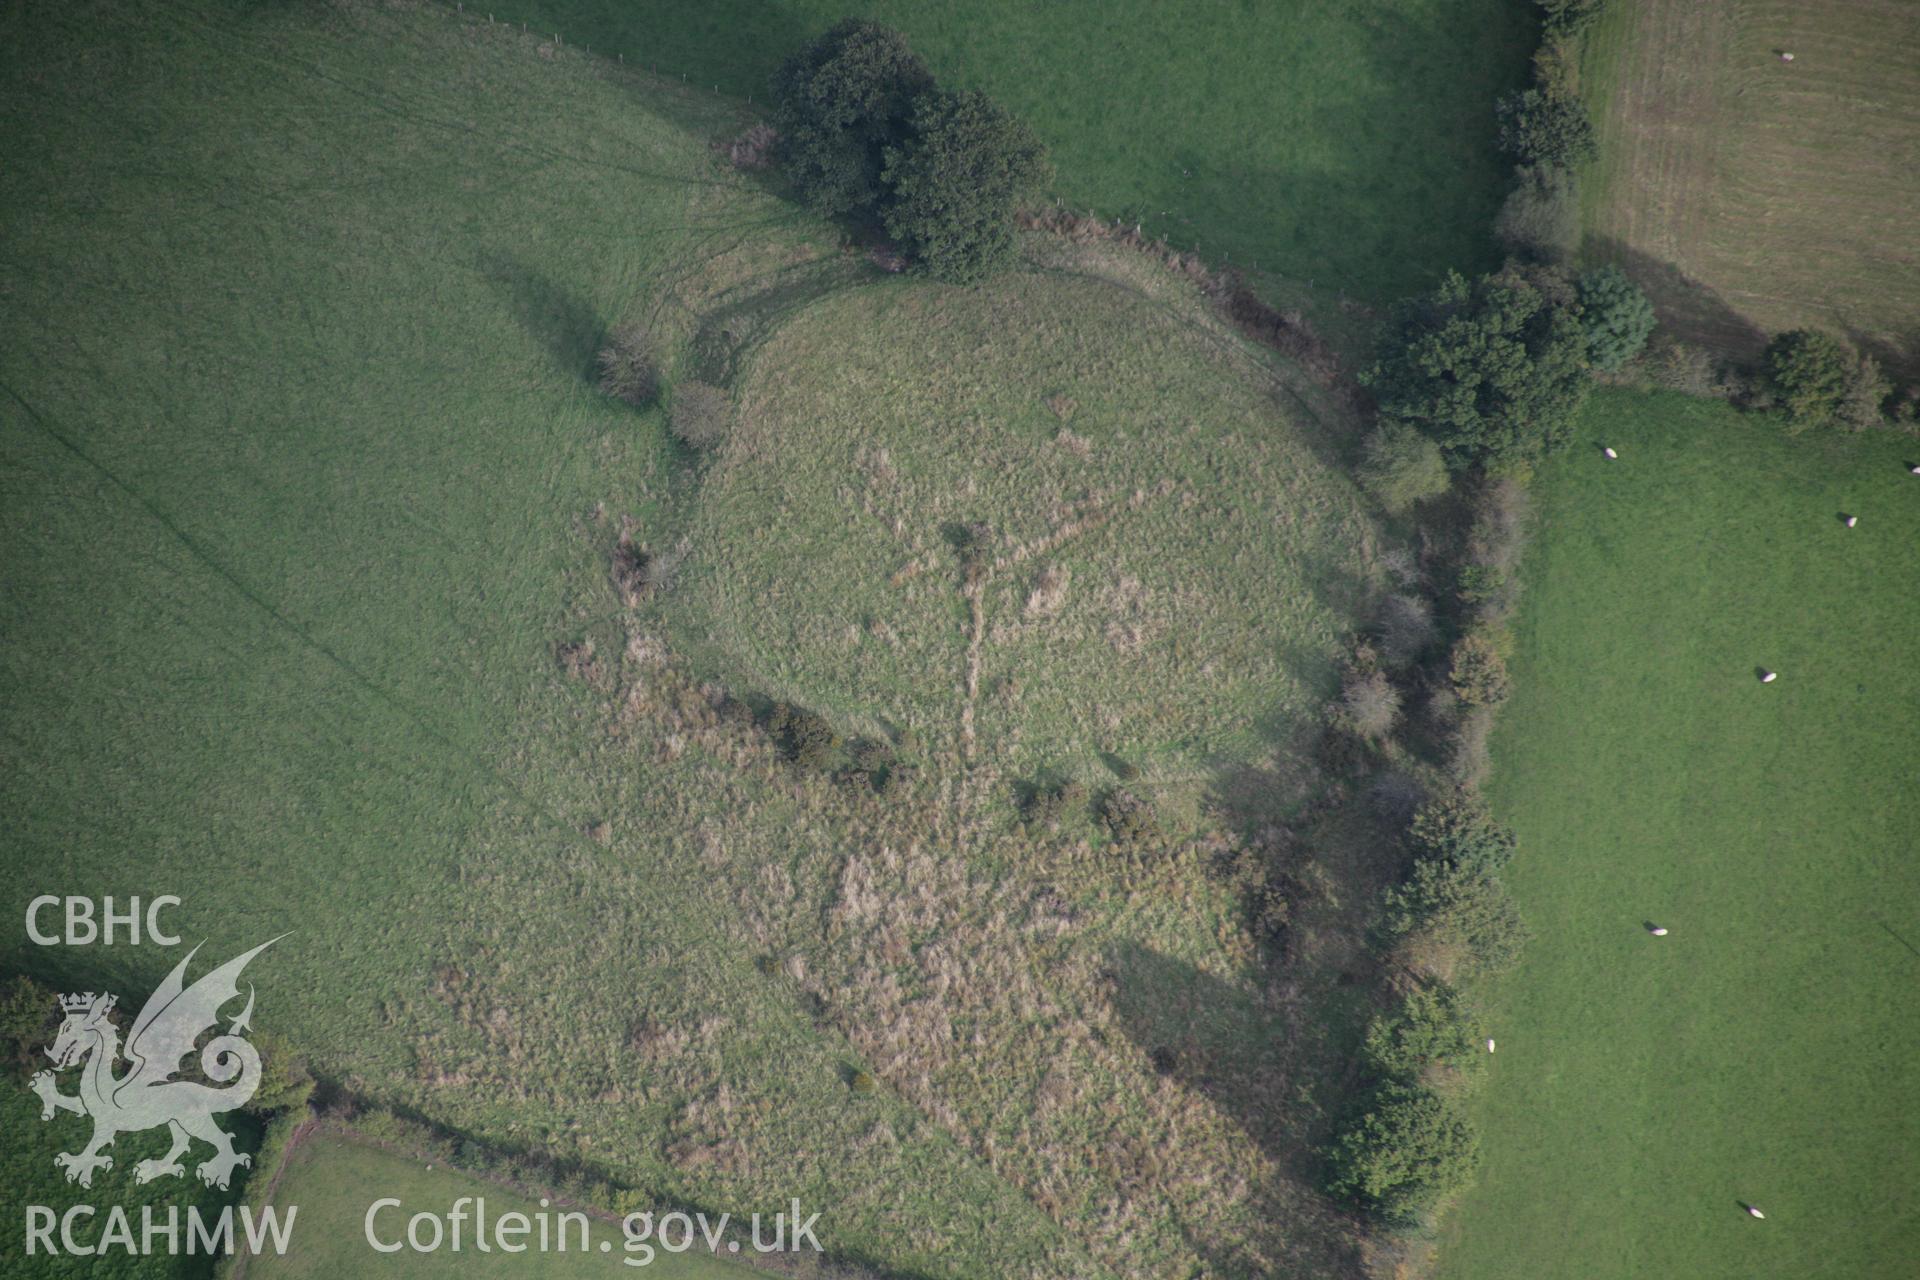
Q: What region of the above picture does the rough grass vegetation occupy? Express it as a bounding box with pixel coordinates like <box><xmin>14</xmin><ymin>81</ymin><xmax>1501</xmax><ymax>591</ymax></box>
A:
<box><xmin>672</xmin><ymin>251</ymin><xmax>1384</xmax><ymax>784</ymax></box>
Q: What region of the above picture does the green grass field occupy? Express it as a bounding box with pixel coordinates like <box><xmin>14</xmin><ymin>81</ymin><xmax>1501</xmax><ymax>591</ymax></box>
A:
<box><xmin>1436</xmin><ymin>390</ymin><xmax>1920</xmax><ymax>1279</ymax></box>
<box><xmin>1579</xmin><ymin>0</ymin><xmax>1920</xmax><ymax>375</ymax></box>
<box><xmin>477</xmin><ymin>0</ymin><xmax>1536</xmax><ymax>304</ymax></box>
<box><xmin>248</xmin><ymin>1130</ymin><xmax>751</xmax><ymax>1277</ymax></box>
<box><xmin>0</xmin><ymin>3</ymin><xmax>1394</xmax><ymax>1276</ymax></box>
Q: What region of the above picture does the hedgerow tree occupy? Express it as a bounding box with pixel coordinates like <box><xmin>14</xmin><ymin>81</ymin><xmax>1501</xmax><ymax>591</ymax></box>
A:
<box><xmin>1408</xmin><ymin>789</ymin><xmax>1517</xmax><ymax>875</ymax></box>
<box><xmin>1838</xmin><ymin>355</ymin><xmax>1892</xmax><ymax>430</ymax></box>
<box><xmin>1765</xmin><ymin>330</ymin><xmax>1889</xmax><ymax>429</ymax></box>
<box><xmin>1357</xmin><ymin>422</ymin><xmax>1451</xmax><ymax>513</ymax></box>
<box><xmin>1362</xmin><ymin>982</ymin><xmax>1482</xmax><ymax>1079</ymax></box>
<box><xmin>1495</xmin><ymin>164</ymin><xmax>1582</xmax><ymax>264</ymax></box>
<box><xmin>1495</xmin><ymin>88</ymin><xmax>1597</xmax><ymax>168</ymax></box>
<box><xmin>772</xmin><ymin>20</ymin><xmax>933</xmax><ymax>217</ymax></box>
<box><xmin>1575</xmin><ymin>265</ymin><xmax>1656</xmax><ymax>371</ymax></box>
<box><xmin>1339</xmin><ymin>668</ymin><xmax>1403</xmax><ymax>742</ymax></box>
<box><xmin>1383</xmin><ymin>852</ymin><xmax>1530</xmax><ymax>972</ymax></box>
<box><xmin>1366</xmin><ymin>270</ymin><xmax>1593</xmax><ymax>469</ymax></box>
<box><xmin>1765</xmin><ymin>330</ymin><xmax>1851</xmax><ymax>425</ymax></box>
<box><xmin>1449</xmin><ymin>632</ymin><xmax>1512</xmax><ymax>707</ymax></box>
<box><xmin>882</xmin><ymin>88</ymin><xmax>1051</xmax><ymax>283</ymax></box>
<box><xmin>1538</xmin><ymin>0</ymin><xmax>1610</xmax><ymax>36</ymax></box>
<box><xmin>1325</xmin><ymin>1082</ymin><xmax>1480</xmax><ymax>1223</ymax></box>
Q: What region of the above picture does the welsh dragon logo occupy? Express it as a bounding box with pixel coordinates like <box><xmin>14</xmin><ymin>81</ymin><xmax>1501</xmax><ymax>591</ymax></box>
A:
<box><xmin>30</xmin><ymin>939</ymin><xmax>278</xmax><ymax>1190</ymax></box>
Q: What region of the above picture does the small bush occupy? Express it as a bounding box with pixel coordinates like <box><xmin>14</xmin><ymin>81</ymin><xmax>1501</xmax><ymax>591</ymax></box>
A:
<box><xmin>1362</xmin><ymin>982</ymin><xmax>1482</xmax><ymax>1080</ymax></box>
<box><xmin>670</xmin><ymin>381</ymin><xmax>732</xmax><ymax>449</ymax></box>
<box><xmin>1097</xmin><ymin>788</ymin><xmax>1160</xmax><ymax>846</ymax></box>
<box><xmin>847</xmin><ymin>1067</ymin><xmax>877</xmax><ymax>1094</ymax></box>
<box><xmin>596</xmin><ymin>321</ymin><xmax>658</xmax><ymax>407</ymax></box>
<box><xmin>1449</xmin><ymin>632</ymin><xmax>1512</xmax><ymax>707</ymax></box>
<box><xmin>1447</xmin><ymin>705</ymin><xmax>1497</xmax><ymax>788</ymax></box>
<box><xmin>1455</xmin><ymin>564</ymin><xmax>1508</xmax><ymax>609</ymax></box>
<box><xmin>1839</xmin><ymin>355</ymin><xmax>1892</xmax><ymax>431</ymax></box>
<box><xmin>1895</xmin><ymin>388</ymin><xmax>1920</xmax><ymax>426</ymax></box>
<box><xmin>849</xmin><ymin>738</ymin><xmax>893</xmax><ymax>772</ymax></box>
<box><xmin>1642</xmin><ymin>336</ymin><xmax>1719</xmax><ymax>396</ymax></box>
<box><xmin>1021</xmin><ymin>779</ymin><xmax>1088</xmax><ymax>832</ymax></box>
<box><xmin>767</xmin><ymin>702</ymin><xmax>840</xmax><ymax>770</ymax></box>
<box><xmin>726</xmin><ymin>122</ymin><xmax>779</xmax><ymax>171</ymax></box>
<box><xmin>881</xmin><ymin>88</ymin><xmax>1051</xmax><ymax>283</ymax></box>
<box><xmin>1324</xmin><ymin>1082</ymin><xmax>1480</xmax><ymax>1224</ymax></box>
<box><xmin>1339</xmin><ymin>669</ymin><xmax>1402</xmax><ymax>743</ymax></box>
<box><xmin>0</xmin><ymin>975</ymin><xmax>56</xmax><ymax>1068</ymax></box>
<box><xmin>1357</xmin><ymin>422</ymin><xmax>1451</xmax><ymax>514</ymax></box>
<box><xmin>1494</xmin><ymin>88</ymin><xmax>1597</xmax><ymax>168</ymax></box>
<box><xmin>1576</xmin><ymin>265</ymin><xmax>1656</xmax><ymax>371</ymax></box>
<box><xmin>1376</xmin><ymin>593</ymin><xmax>1437</xmax><ymax>669</ymax></box>
<box><xmin>1495</xmin><ymin>164</ymin><xmax>1582</xmax><ymax>264</ymax></box>
<box><xmin>613</xmin><ymin>543</ymin><xmax>677</xmax><ymax>602</ymax></box>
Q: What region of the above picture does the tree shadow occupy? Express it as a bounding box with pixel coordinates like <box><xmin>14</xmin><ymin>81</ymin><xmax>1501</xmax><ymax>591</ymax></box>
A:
<box><xmin>1585</xmin><ymin>236</ymin><xmax>1772</xmax><ymax>368</ymax></box>
<box><xmin>484</xmin><ymin>0</ymin><xmax>809</xmax><ymax>99</ymax></box>
<box><xmin>477</xmin><ymin>250</ymin><xmax>603</xmax><ymax>383</ymax></box>
<box><xmin>1107</xmin><ymin>939</ymin><xmax>1371</xmax><ymax>1277</ymax></box>
<box><xmin>1843</xmin><ymin>322</ymin><xmax>1920</xmax><ymax>386</ymax></box>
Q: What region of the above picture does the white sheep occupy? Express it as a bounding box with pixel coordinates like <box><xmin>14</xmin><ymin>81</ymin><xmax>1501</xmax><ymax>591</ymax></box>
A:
<box><xmin>1779</xmin><ymin>52</ymin><xmax>1794</xmax><ymax>63</ymax></box>
<box><xmin>1648</xmin><ymin>925</ymin><xmax>1669</xmax><ymax>936</ymax></box>
<box><xmin>1910</xmin><ymin>464</ymin><xmax>1920</xmax><ymax>475</ymax></box>
<box><xmin>1602</xmin><ymin>446</ymin><xmax>1619</xmax><ymax>460</ymax></box>
<box><xmin>1845</xmin><ymin>515</ymin><xmax>1858</xmax><ymax>528</ymax></box>
<box><xmin>1486</xmin><ymin>1038</ymin><xmax>1497</xmax><ymax>1053</ymax></box>
<box><xmin>1747</xmin><ymin>1205</ymin><xmax>1767</xmax><ymax>1219</ymax></box>
<box><xmin>1760</xmin><ymin>670</ymin><xmax>1778</xmax><ymax>683</ymax></box>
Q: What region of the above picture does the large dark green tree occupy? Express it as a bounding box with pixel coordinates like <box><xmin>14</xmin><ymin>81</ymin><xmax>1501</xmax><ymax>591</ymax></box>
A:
<box><xmin>1366</xmin><ymin>269</ymin><xmax>1593</xmax><ymax>468</ymax></box>
<box><xmin>882</xmin><ymin>88</ymin><xmax>1051</xmax><ymax>284</ymax></box>
<box><xmin>771</xmin><ymin>20</ymin><xmax>933</xmax><ymax>217</ymax></box>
